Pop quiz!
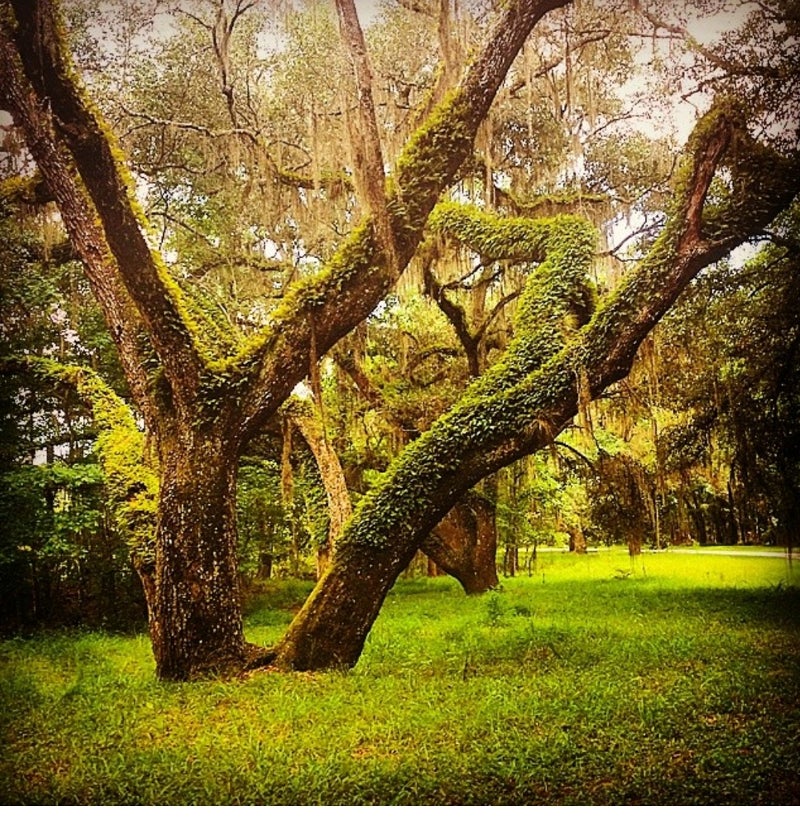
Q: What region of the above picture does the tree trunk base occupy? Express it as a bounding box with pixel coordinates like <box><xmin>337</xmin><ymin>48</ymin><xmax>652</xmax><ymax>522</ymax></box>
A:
<box><xmin>421</xmin><ymin>492</ymin><xmax>499</xmax><ymax>594</ymax></box>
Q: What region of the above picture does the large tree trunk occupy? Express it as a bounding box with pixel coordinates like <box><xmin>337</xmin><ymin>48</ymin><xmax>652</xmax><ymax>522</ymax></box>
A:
<box><xmin>151</xmin><ymin>427</ymin><xmax>260</xmax><ymax>680</ymax></box>
<box><xmin>422</xmin><ymin>493</ymin><xmax>499</xmax><ymax>594</ymax></box>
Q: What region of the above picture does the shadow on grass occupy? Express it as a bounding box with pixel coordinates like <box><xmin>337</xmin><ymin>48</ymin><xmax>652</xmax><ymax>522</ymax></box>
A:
<box><xmin>584</xmin><ymin>581</ymin><xmax>800</xmax><ymax>628</ymax></box>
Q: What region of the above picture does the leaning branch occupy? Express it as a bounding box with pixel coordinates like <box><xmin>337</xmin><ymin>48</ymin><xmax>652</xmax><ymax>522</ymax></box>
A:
<box><xmin>235</xmin><ymin>0</ymin><xmax>572</xmax><ymax>438</ymax></box>
<box><xmin>6</xmin><ymin>0</ymin><xmax>207</xmax><ymax>401</ymax></box>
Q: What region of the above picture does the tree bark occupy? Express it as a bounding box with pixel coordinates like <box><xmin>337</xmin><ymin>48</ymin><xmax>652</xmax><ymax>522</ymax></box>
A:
<box><xmin>152</xmin><ymin>425</ymin><xmax>265</xmax><ymax>680</ymax></box>
<box><xmin>334</xmin><ymin>0</ymin><xmax>389</xmax><ymax>232</ymax></box>
<box><xmin>0</xmin><ymin>22</ymin><xmax>156</xmax><ymax>422</ymax></box>
<box><xmin>568</xmin><ymin>526</ymin><xmax>587</xmax><ymax>554</ymax></box>
<box><xmin>421</xmin><ymin>492</ymin><xmax>499</xmax><ymax>594</ymax></box>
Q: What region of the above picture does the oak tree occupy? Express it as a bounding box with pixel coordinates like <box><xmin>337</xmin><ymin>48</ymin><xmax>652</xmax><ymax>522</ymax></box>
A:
<box><xmin>1</xmin><ymin>0</ymin><xmax>797</xmax><ymax>679</ymax></box>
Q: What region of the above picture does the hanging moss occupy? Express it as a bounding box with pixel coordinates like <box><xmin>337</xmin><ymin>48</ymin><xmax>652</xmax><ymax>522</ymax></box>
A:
<box><xmin>211</xmin><ymin>89</ymin><xmax>477</xmax><ymax>382</ymax></box>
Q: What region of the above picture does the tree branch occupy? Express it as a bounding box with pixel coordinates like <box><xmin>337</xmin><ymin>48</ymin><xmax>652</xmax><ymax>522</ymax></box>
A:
<box><xmin>274</xmin><ymin>105</ymin><xmax>800</xmax><ymax>671</ymax></box>
<box><xmin>5</xmin><ymin>0</ymin><xmax>207</xmax><ymax>405</ymax></box>
<box><xmin>119</xmin><ymin>104</ymin><xmax>353</xmax><ymax>193</ymax></box>
<box><xmin>640</xmin><ymin>8</ymin><xmax>785</xmax><ymax>80</ymax></box>
<box><xmin>0</xmin><ymin>21</ymin><xmax>156</xmax><ymax>422</ymax></box>
<box><xmin>334</xmin><ymin>0</ymin><xmax>395</xmax><ymax>271</ymax></box>
<box><xmin>423</xmin><ymin>264</ymin><xmax>479</xmax><ymax>376</ymax></box>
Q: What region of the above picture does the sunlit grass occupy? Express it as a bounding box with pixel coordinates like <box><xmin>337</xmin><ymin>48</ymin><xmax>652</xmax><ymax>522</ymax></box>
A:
<box><xmin>2</xmin><ymin>550</ymin><xmax>798</xmax><ymax>805</ymax></box>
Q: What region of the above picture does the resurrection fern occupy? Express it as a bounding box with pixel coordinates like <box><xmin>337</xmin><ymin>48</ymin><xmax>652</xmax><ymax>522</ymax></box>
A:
<box><xmin>427</xmin><ymin>202</ymin><xmax>598</xmax><ymax>399</ymax></box>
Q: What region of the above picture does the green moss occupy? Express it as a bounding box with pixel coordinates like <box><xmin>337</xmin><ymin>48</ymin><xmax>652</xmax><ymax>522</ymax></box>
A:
<box><xmin>428</xmin><ymin>201</ymin><xmax>553</xmax><ymax>261</ymax></box>
<box><xmin>427</xmin><ymin>202</ymin><xmax>598</xmax><ymax>399</ymax></box>
<box><xmin>34</xmin><ymin>359</ymin><xmax>157</xmax><ymax>566</ymax></box>
<box><xmin>178</xmin><ymin>277</ymin><xmax>245</xmax><ymax>360</ymax></box>
<box><xmin>207</xmin><ymin>219</ymin><xmax>382</xmax><ymax>378</ymax></box>
<box><xmin>392</xmin><ymin>90</ymin><xmax>473</xmax><ymax>234</ymax></box>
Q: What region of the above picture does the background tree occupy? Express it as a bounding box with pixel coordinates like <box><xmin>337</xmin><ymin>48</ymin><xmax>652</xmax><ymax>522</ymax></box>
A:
<box><xmin>0</xmin><ymin>162</ymin><xmax>145</xmax><ymax>629</ymax></box>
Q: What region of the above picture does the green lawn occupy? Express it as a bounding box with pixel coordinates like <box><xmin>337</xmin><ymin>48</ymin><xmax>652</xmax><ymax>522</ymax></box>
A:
<box><xmin>2</xmin><ymin>549</ymin><xmax>798</xmax><ymax>805</ymax></box>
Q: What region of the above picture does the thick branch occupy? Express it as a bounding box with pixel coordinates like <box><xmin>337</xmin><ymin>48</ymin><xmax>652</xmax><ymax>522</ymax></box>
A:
<box><xmin>236</xmin><ymin>0</ymin><xmax>572</xmax><ymax>438</ymax></box>
<box><xmin>285</xmin><ymin>395</ymin><xmax>353</xmax><ymax>575</ymax></box>
<box><xmin>6</xmin><ymin>0</ymin><xmax>206</xmax><ymax>403</ymax></box>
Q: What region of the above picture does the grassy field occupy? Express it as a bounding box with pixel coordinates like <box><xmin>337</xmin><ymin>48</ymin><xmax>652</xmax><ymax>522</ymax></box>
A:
<box><xmin>1</xmin><ymin>548</ymin><xmax>798</xmax><ymax>805</ymax></box>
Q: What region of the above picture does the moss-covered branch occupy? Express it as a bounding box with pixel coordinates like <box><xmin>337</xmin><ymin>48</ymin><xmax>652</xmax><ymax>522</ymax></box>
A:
<box><xmin>5</xmin><ymin>0</ymin><xmax>207</xmax><ymax>402</ymax></box>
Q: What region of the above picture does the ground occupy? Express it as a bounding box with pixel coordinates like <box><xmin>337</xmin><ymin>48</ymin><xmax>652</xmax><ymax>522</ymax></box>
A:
<box><xmin>1</xmin><ymin>547</ymin><xmax>798</xmax><ymax>805</ymax></box>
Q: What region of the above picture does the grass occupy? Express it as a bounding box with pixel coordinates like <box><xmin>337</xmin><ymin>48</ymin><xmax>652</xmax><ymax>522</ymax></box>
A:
<box><xmin>1</xmin><ymin>549</ymin><xmax>798</xmax><ymax>805</ymax></box>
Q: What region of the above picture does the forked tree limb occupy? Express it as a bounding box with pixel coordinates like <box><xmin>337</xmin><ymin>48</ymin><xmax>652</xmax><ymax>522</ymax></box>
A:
<box><xmin>3</xmin><ymin>0</ymin><xmax>571</xmax><ymax>442</ymax></box>
<box><xmin>230</xmin><ymin>0</ymin><xmax>572</xmax><ymax>438</ymax></box>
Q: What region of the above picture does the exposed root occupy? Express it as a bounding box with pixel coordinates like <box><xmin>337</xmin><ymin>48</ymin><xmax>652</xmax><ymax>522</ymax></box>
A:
<box><xmin>243</xmin><ymin>642</ymin><xmax>277</xmax><ymax>671</ymax></box>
